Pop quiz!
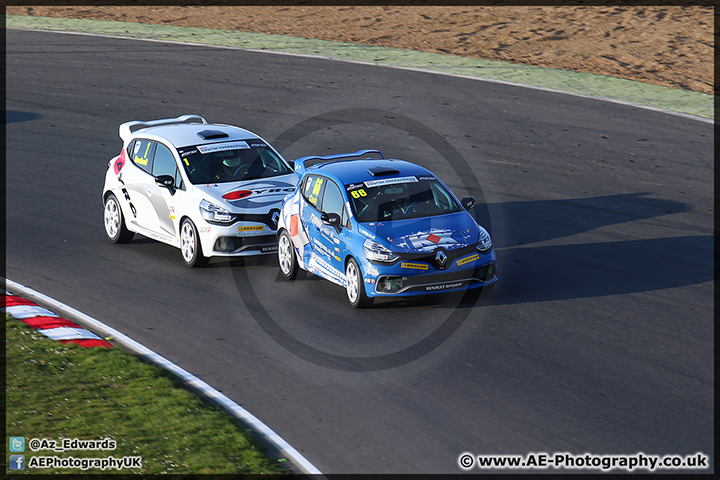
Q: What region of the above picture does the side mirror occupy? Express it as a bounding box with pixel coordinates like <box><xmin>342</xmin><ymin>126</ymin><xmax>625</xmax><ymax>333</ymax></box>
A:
<box><xmin>461</xmin><ymin>196</ymin><xmax>475</xmax><ymax>210</ymax></box>
<box><xmin>321</xmin><ymin>212</ymin><xmax>342</xmax><ymax>233</ymax></box>
<box><xmin>155</xmin><ymin>175</ymin><xmax>176</xmax><ymax>194</ymax></box>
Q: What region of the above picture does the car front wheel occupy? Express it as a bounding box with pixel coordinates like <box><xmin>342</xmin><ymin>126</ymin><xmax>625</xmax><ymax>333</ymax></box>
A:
<box><xmin>346</xmin><ymin>257</ymin><xmax>372</xmax><ymax>308</ymax></box>
<box><xmin>103</xmin><ymin>193</ymin><xmax>134</xmax><ymax>243</ymax></box>
<box><xmin>180</xmin><ymin>218</ymin><xmax>208</xmax><ymax>268</ymax></box>
<box><xmin>278</xmin><ymin>230</ymin><xmax>298</xmax><ymax>280</ymax></box>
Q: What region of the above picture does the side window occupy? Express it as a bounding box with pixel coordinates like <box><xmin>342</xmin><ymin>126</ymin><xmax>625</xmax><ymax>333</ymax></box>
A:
<box><xmin>321</xmin><ymin>180</ymin><xmax>345</xmax><ymax>218</ymax></box>
<box><xmin>174</xmin><ymin>166</ymin><xmax>184</xmax><ymax>190</ymax></box>
<box><xmin>131</xmin><ymin>139</ymin><xmax>155</xmax><ymax>174</ymax></box>
<box><xmin>152</xmin><ymin>143</ymin><xmax>177</xmax><ymax>178</ymax></box>
<box><xmin>303</xmin><ymin>175</ymin><xmax>326</xmax><ymax>208</ymax></box>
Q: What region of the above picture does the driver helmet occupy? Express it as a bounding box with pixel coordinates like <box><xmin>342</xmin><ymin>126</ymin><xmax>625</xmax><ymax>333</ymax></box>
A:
<box><xmin>221</xmin><ymin>151</ymin><xmax>243</xmax><ymax>168</ymax></box>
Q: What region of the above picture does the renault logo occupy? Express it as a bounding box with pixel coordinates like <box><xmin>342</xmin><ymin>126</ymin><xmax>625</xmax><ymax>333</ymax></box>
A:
<box><xmin>271</xmin><ymin>210</ymin><xmax>280</xmax><ymax>227</ymax></box>
<box><xmin>435</xmin><ymin>250</ymin><xmax>447</xmax><ymax>266</ymax></box>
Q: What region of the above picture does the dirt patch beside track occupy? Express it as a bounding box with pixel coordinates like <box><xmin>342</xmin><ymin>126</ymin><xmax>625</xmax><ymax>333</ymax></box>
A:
<box><xmin>7</xmin><ymin>5</ymin><xmax>713</xmax><ymax>94</ymax></box>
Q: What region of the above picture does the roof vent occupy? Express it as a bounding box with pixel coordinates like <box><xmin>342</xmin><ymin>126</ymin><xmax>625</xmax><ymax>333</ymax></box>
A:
<box><xmin>197</xmin><ymin>129</ymin><xmax>229</xmax><ymax>140</ymax></box>
<box><xmin>367</xmin><ymin>166</ymin><xmax>400</xmax><ymax>177</ymax></box>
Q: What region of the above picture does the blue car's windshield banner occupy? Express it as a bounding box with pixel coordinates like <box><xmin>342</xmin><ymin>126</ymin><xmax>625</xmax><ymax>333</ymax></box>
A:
<box><xmin>363</xmin><ymin>175</ymin><xmax>418</xmax><ymax>188</ymax></box>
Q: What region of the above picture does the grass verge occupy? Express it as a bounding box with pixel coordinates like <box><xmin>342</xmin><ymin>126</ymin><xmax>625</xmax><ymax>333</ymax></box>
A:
<box><xmin>5</xmin><ymin>315</ymin><xmax>287</xmax><ymax>475</ymax></box>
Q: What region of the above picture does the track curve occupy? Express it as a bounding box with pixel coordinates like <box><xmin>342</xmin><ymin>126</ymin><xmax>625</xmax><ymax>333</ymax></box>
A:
<box><xmin>5</xmin><ymin>29</ymin><xmax>713</xmax><ymax>473</ymax></box>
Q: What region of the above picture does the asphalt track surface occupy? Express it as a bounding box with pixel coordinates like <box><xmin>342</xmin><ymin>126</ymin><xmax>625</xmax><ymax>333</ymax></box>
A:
<box><xmin>5</xmin><ymin>29</ymin><xmax>714</xmax><ymax>474</ymax></box>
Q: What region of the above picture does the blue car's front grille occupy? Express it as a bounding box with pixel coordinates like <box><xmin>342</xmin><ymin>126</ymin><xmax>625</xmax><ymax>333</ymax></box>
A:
<box><xmin>395</xmin><ymin>244</ymin><xmax>478</xmax><ymax>270</ymax></box>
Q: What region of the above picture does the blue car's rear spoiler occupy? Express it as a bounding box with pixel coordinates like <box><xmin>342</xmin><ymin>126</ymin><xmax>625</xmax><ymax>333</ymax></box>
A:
<box><xmin>293</xmin><ymin>149</ymin><xmax>385</xmax><ymax>175</ymax></box>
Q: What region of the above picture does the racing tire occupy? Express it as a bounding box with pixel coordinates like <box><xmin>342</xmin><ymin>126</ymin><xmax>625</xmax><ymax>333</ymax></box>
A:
<box><xmin>180</xmin><ymin>218</ymin><xmax>209</xmax><ymax>268</ymax></box>
<box><xmin>278</xmin><ymin>230</ymin><xmax>299</xmax><ymax>280</ymax></box>
<box><xmin>346</xmin><ymin>257</ymin><xmax>373</xmax><ymax>308</ymax></box>
<box><xmin>103</xmin><ymin>193</ymin><xmax>134</xmax><ymax>243</ymax></box>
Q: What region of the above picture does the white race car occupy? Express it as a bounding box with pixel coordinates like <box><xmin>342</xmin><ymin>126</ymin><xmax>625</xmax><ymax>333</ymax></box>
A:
<box><xmin>102</xmin><ymin>115</ymin><xmax>298</xmax><ymax>267</ymax></box>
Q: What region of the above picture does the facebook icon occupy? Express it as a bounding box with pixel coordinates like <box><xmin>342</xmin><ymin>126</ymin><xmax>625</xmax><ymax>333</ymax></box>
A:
<box><xmin>10</xmin><ymin>455</ymin><xmax>25</xmax><ymax>470</ymax></box>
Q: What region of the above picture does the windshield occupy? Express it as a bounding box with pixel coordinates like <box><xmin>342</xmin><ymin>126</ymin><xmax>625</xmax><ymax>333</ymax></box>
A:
<box><xmin>176</xmin><ymin>140</ymin><xmax>293</xmax><ymax>184</ymax></box>
<box><xmin>346</xmin><ymin>176</ymin><xmax>462</xmax><ymax>223</ymax></box>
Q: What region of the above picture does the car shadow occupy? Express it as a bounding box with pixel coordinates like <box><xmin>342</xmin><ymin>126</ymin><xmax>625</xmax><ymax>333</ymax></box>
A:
<box><xmin>5</xmin><ymin>110</ymin><xmax>41</xmax><ymax>124</ymax></box>
<box><xmin>224</xmin><ymin>192</ymin><xmax>709</xmax><ymax>306</ymax></box>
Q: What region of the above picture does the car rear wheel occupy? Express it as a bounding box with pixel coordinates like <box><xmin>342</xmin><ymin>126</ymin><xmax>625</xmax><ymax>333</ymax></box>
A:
<box><xmin>346</xmin><ymin>258</ymin><xmax>373</xmax><ymax>308</ymax></box>
<box><xmin>103</xmin><ymin>193</ymin><xmax>134</xmax><ymax>243</ymax></box>
<box><xmin>278</xmin><ymin>230</ymin><xmax>298</xmax><ymax>280</ymax></box>
<box><xmin>180</xmin><ymin>218</ymin><xmax>208</xmax><ymax>268</ymax></box>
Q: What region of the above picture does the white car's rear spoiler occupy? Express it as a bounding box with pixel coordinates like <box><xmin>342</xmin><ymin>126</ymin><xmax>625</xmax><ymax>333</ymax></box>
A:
<box><xmin>119</xmin><ymin>115</ymin><xmax>207</xmax><ymax>143</ymax></box>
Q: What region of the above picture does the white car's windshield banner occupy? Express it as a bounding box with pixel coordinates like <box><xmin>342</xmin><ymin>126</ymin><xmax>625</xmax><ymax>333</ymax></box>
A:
<box><xmin>364</xmin><ymin>176</ymin><xmax>418</xmax><ymax>188</ymax></box>
<box><xmin>197</xmin><ymin>141</ymin><xmax>250</xmax><ymax>154</ymax></box>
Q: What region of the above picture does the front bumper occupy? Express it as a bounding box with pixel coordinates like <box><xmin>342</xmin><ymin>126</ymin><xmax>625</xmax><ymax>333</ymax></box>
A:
<box><xmin>199</xmin><ymin>222</ymin><xmax>278</xmax><ymax>257</ymax></box>
<box><xmin>362</xmin><ymin>249</ymin><xmax>498</xmax><ymax>298</ymax></box>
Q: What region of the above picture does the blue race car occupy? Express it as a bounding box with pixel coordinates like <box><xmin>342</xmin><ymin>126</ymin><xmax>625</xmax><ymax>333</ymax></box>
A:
<box><xmin>276</xmin><ymin>150</ymin><xmax>498</xmax><ymax>307</ymax></box>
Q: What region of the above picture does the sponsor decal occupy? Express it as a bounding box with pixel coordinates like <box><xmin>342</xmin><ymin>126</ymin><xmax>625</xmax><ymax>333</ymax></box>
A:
<box><xmin>179</xmin><ymin>148</ymin><xmax>198</xmax><ymax>158</ymax></box>
<box><xmin>204</xmin><ymin>184</ymin><xmax>219</xmax><ymax>188</ymax></box>
<box><xmin>223</xmin><ymin>187</ymin><xmax>295</xmax><ymax>202</ymax></box>
<box><xmin>358</xmin><ymin>228</ymin><xmax>376</xmax><ymax>240</ymax></box>
<box><xmin>113</xmin><ymin>150</ymin><xmax>126</xmax><ymax>175</ymax></box>
<box><xmin>405</xmin><ymin>230</ymin><xmax>465</xmax><ymax>249</ymax></box>
<box><xmin>401</xmin><ymin>262</ymin><xmax>429</xmax><ymax>270</ymax></box>
<box><xmin>309</xmin><ymin>214</ymin><xmax>323</xmax><ymax>229</ymax></box>
<box><xmin>425</xmin><ymin>282</ymin><xmax>465</xmax><ymax>291</ymax></box>
<box><xmin>364</xmin><ymin>176</ymin><xmax>418</xmax><ymax>188</ymax></box>
<box><xmin>349</xmin><ymin>188</ymin><xmax>367</xmax><ymax>199</ymax></box>
<box><xmin>251</xmin><ymin>187</ymin><xmax>295</xmax><ymax>195</ymax></box>
<box><xmin>289</xmin><ymin>214</ymin><xmax>299</xmax><ymax>237</ymax></box>
<box><xmin>134</xmin><ymin>141</ymin><xmax>151</xmax><ymax>166</ymax></box>
<box><xmin>223</xmin><ymin>190</ymin><xmax>253</xmax><ymax>200</ymax></box>
<box><xmin>308</xmin><ymin>177</ymin><xmax>323</xmax><ymax>206</ymax></box>
<box><xmin>456</xmin><ymin>253</ymin><xmax>480</xmax><ymax>266</ymax></box>
<box><xmin>250</xmin><ymin>143</ymin><xmax>267</xmax><ymax>148</ymax></box>
<box><xmin>197</xmin><ymin>141</ymin><xmax>250</xmax><ymax>154</ymax></box>
<box><xmin>239</xmin><ymin>225</ymin><xmax>264</xmax><ymax>232</ymax></box>
<box><xmin>261</xmin><ymin>245</ymin><xmax>278</xmax><ymax>253</ymax></box>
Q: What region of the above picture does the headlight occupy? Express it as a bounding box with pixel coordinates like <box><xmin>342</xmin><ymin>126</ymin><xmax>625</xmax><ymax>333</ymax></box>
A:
<box><xmin>476</xmin><ymin>226</ymin><xmax>493</xmax><ymax>252</ymax></box>
<box><xmin>363</xmin><ymin>238</ymin><xmax>399</xmax><ymax>263</ymax></box>
<box><xmin>199</xmin><ymin>199</ymin><xmax>234</xmax><ymax>223</ymax></box>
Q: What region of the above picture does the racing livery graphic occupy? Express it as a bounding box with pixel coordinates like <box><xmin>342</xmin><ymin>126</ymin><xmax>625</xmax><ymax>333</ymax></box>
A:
<box><xmin>102</xmin><ymin>115</ymin><xmax>298</xmax><ymax>267</ymax></box>
<box><xmin>277</xmin><ymin>149</ymin><xmax>498</xmax><ymax>307</ymax></box>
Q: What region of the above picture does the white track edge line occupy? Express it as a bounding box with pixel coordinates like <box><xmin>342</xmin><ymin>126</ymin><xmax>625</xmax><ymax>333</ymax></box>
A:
<box><xmin>8</xmin><ymin>26</ymin><xmax>713</xmax><ymax>124</ymax></box>
<box><xmin>4</xmin><ymin>278</ymin><xmax>323</xmax><ymax>476</ymax></box>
